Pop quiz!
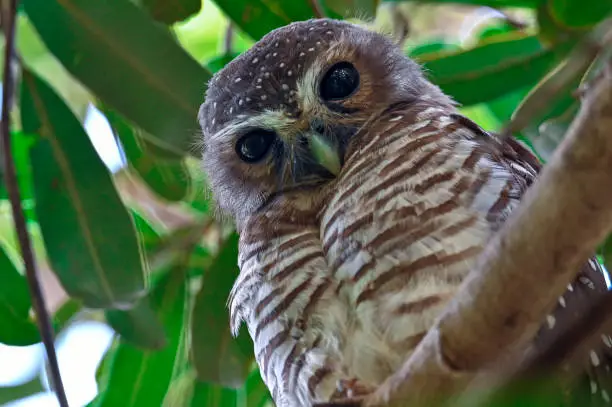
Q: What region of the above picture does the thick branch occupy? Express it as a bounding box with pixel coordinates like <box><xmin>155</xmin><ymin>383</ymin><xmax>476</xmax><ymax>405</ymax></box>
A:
<box><xmin>365</xmin><ymin>63</ymin><xmax>612</xmax><ymax>407</ymax></box>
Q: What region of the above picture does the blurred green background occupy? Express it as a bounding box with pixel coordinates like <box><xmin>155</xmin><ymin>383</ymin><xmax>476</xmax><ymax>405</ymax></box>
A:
<box><xmin>0</xmin><ymin>0</ymin><xmax>611</xmax><ymax>406</ymax></box>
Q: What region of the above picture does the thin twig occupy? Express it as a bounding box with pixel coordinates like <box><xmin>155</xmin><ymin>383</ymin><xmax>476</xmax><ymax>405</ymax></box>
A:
<box><xmin>0</xmin><ymin>1</ymin><xmax>69</xmax><ymax>406</ymax></box>
<box><xmin>308</xmin><ymin>0</ymin><xmax>326</xmax><ymax>19</ymax></box>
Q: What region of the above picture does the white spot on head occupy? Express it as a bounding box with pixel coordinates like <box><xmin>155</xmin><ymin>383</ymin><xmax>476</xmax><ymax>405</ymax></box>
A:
<box><xmin>326</xmin><ymin>30</ymin><xmax>333</xmax><ymax>35</ymax></box>
<box><xmin>389</xmin><ymin>115</ymin><xmax>403</xmax><ymax>122</ymax></box>
<box><xmin>281</xmin><ymin>84</ymin><xmax>289</xmax><ymax>91</ymax></box>
<box><xmin>567</xmin><ymin>284</ymin><xmax>573</xmax><ymax>291</ymax></box>
<box><xmin>546</xmin><ymin>315</ymin><xmax>555</xmax><ymax>329</ymax></box>
<box><xmin>592</xmin><ymin>381</ymin><xmax>598</xmax><ymax>394</ymax></box>
<box><xmin>558</xmin><ymin>296</ymin><xmax>566</xmax><ymax>307</ymax></box>
<box><xmin>235</xmin><ymin>77</ymin><xmax>242</xmax><ymax>83</ymax></box>
<box><xmin>308</xmin><ymin>48</ymin><xmax>315</xmax><ymax>52</ymax></box>
<box><xmin>316</xmin><ymin>41</ymin><xmax>321</xmax><ymax>46</ymax></box>
<box><xmin>591</xmin><ymin>350</ymin><xmax>600</xmax><ymax>366</ymax></box>
<box><xmin>261</xmin><ymin>95</ymin><xmax>267</xmax><ymax>101</ymax></box>
<box><xmin>252</xmin><ymin>58</ymin><xmax>259</xmax><ymax>64</ymax></box>
<box><xmin>323</xmin><ymin>22</ymin><xmax>328</xmax><ymax>26</ymax></box>
<box><xmin>211</xmin><ymin>118</ymin><xmax>215</xmax><ymax>126</ymax></box>
<box><xmin>257</xmin><ymin>78</ymin><xmax>262</xmax><ymax>83</ymax></box>
<box><xmin>299</xmin><ymin>52</ymin><xmax>305</xmax><ymax>57</ymax></box>
<box><xmin>264</xmin><ymin>72</ymin><xmax>270</xmax><ymax>78</ymax></box>
<box><xmin>309</xmin><ymin>27</ymin><xmax>314</xmax><ymax>31</ymax></box>
<box><xmin>260</xmin><ymin>66</ymin><xmax>266</xmax><ymax>72</ymax></box>
<box><xmin>256</xmin><ymin>85</ymin><xmax>262</xmax><ymax>89</ymax></box>
<box><xmin>288</xmin><ymin>70</ymin><xmax>293</xmax><ymax>76</ymax></box>
<box><xmin>273</xmin><ymin>52</ymin><xmax>278</xmax><ymax>57</ymax></box>
<box><xmin>229</xmin><ymin>106</ymin><xmax>233</xmax><ymax>114</ymax></box>
<box><xmin>246</xmin><ymin>97</ymin><xmax>251</xmax><ymax>102</ymax></box>
<box><xmin>265</xmin><ymin>53</ymin><xmax>271</xmax><ymax>59</ymax></box>
<box><xmin>603</xmin><ymin>334</ymin><xmax>612</xmax><ymax>348</ymax></box>
<box><xmin>238</xmin><ymin>99</ymin><xmax>243</xmax><ymax>106</ymax></box>
<box><xmin>603</xmin><ymin>390</ymin><xmax>610</xmax><ymax>403</ymax></box>
<box><xmin>280</xmin><ymin>63</ymin><xmax>285</xmax><ymax>68</ymax></box>
<box><xmin>275</xmin><ymin>42</ymin><xmax>280</xmax><ymax>47</ymax></box>
<box><xmin>213</xmin><ymin>102</ymin><xmax>217</xmax><ymax>109</ymax></box>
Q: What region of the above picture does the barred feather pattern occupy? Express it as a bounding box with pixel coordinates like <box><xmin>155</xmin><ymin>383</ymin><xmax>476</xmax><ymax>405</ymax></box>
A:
<box><xmin>229</xmin><ymin>102</ymin><xmax>610</xmax><ymax>406</ymax></box>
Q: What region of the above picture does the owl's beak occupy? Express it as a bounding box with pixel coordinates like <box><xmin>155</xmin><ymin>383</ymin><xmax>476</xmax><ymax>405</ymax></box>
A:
<box><xmin>308</xmin><ymin>132</ymin><xmax>342</xmax><ymax>177</ymax></box>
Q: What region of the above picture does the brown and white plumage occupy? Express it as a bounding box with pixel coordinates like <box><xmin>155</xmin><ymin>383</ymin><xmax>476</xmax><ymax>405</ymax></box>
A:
<box><xmin>198</xmin><ymin>19</ymin><xmax>612</xmax><ymax>407</ymax></box>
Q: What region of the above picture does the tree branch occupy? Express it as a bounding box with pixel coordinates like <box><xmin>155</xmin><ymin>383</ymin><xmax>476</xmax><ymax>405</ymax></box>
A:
<box><xmin>364</xmin><ymin>56</ymin><xmax>612</xmax><ymax>407</ymax></box>
<box><xmin>0</xmin><ymin>1</ymin><xmax>68</xmax><ymax>405</ymax></box>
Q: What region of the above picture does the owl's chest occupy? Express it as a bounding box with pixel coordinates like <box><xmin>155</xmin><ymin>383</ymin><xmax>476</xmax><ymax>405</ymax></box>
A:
<box><xmin>316</xmin><ymin>129</ymin><xmax>518</xmax><ymax>381</ymax></box>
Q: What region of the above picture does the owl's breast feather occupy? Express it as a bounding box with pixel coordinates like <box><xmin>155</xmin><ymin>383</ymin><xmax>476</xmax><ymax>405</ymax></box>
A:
<box><xmin>317</xmin><ymin>107</ymin><xmax>524</xmax><ymax>382</ymax></box>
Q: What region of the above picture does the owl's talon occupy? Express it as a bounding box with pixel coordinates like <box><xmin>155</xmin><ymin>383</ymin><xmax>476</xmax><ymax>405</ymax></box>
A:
<box><xmin>330</xmin><ymin>378</ymin><xmax>375</xmax><ymax>401</ymax></box>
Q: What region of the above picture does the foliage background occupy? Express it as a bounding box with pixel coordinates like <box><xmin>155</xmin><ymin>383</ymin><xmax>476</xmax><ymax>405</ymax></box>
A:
<box><xmin>0</xmin><ymin>0</ymin><xmax>611</xmax><ymax>405</ymax></box>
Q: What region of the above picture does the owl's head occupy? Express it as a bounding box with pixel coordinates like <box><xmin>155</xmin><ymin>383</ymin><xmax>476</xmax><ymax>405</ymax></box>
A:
<box><xmin>199</xmin><ymin>18</ymin><xmax>454</xmax><ymax>223</ymax></box>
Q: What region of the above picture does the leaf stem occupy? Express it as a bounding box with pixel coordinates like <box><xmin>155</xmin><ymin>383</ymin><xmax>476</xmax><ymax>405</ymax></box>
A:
<box><xmin>0</xmin><ymin>1</ymin><xmax>69</xmax><ymax>406</ymax></box>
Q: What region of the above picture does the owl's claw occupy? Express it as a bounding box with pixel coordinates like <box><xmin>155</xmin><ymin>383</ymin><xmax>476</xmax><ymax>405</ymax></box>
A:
<box><xmin>324</xmin><ymin>378</ymin><xmax>375</xmax><ymax>405</ymax></box>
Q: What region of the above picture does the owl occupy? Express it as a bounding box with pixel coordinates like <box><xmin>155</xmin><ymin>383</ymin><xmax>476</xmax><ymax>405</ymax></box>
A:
<box><xmin>198</xmin><ymin>19</ymin><xmax>612</xmax><ymax>407</ymax></box>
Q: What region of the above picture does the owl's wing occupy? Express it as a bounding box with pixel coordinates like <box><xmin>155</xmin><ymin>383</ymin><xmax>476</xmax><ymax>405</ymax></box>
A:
<box><xmin>455</xmin><ymin>113</ymin><xmax>612</xmax><ymax>406</ymax></box>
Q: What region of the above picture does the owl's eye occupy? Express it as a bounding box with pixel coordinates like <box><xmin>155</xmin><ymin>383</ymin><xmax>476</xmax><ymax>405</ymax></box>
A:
<box><xmin>235</xmin><ymin>130</ymin><xmax>276</xmax><ymax>163</ymax></box>
<box><xmin>320</xmin><ymin>61</ymin><xmax>360</xmax><ymax>101</ymax></box>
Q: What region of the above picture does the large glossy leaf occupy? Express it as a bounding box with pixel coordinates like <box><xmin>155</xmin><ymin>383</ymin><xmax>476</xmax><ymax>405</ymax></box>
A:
<box><xmin>163</xmin><ymin>369</ymin><xmax>242</xmax><ymax>407</ymax></box>
<box><xmin>21</xmin><ymin>69</ymin><xmax>146</xmax><ymax>309</ymax></box>
<box><xmin>191</xmin><ymin>233</ymin><xmax>254</xmax><ymax>388</ymax></box>
<box><xmin>141</xmin><ymin>0</ymin><xmax>201</xmax><ymax>24</ymax></box>
<box><xmin>103</xmin><ymin>109</ymin><xmax>190</xmax><ymax>202</ymax></box>
<box><xmin>548</xmin><ymin>0</ymin><xmax>612</xmax><ymax>29</ymax></box>
<box><xmin>92</xmin><ymin>266</ymin><xmax>189</xmax><ymax>407</ymax></box>
<box><xmin>0</xmin><ymin>245</ymin><xmax>40</xmax><ymax>346</ymax></box>
<box><xmin>105</xmin><ymin>299</ymin><xmax>167</xmax><ymax>350</ymax></box>
<box><xmin>211</xmin><ymin>0</ymin><xmax>318</xmax><ymax>40</ymax></box>
<box><xmin>383</xmin><ymin>0</ymin><xmax>543</xmax><ymax>7</ymax></box>
<box><xmin>189</xmin><ymin>380</ymin><xmax>239</xmax><ymax>406</ymax></box>
<box><xmin>418</xmin><ymin>33</ymin><xmax>568</xmax><ymax>105</ymax></box>
<box><xmin>22</xmin><ymin>0</ymin><xmax>211</xmax><ymax>156</ymax></box>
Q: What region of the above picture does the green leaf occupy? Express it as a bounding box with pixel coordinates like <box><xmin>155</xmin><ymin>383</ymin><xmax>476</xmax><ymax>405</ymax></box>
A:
<box><xmin>211</xmin><ymin>0</ymin><xmax>317</xmax><ymax>40</ymax></box>
<box><xmin>417</xmin><ymin>33</ymin><xmax>569</xmax><ymax>105</ymax></box>
<box><xmin>206</xmin><ymin>53</ymin><xmax>241</xmax><ymax>74</ymax></box>
<box><xmin>92</xmin><ymin>265</ymin><xmax>189</xmax><ymax>407</ymax></box>
<box><xmin>162</xmin><ymin>368</ymin><xmax>241</xmax><ymax>407</ymax></box>
<box><xmin>131</xmin><ymin>210</ymin><xmax>163</xmax><ymax>252</ymax></box>
<box><xmin>22</xmin><ymin>0</ymin><xmax>211</xmax><ymax>156</ymax></box>
<box><xmin>408</xmin><ymin>41</ymin><xmax>462</xmax><ymax>59</ymax></box>
<box><xmin>0</xmin><ymin>132</ymin><xmax>36</xmax><ymax>202</ymax></box>
<box><xmin>141</xmin><ymin>0</ymin><xmax>202</xmax><ymax>24</ymax></box>
<box><xmin>191</xmin><ymin>233</ymin><xmax>254</xmax><ymax>388</ymax></box>
<box><xmin>0</xmin><ymin>376</ymin><xmax>46</xmax><ymax>406</ymax></box>
<box><xmin>548</xmin><ymin>0</ymin><xmax>612</xmax><ymax>29</ymax></box>
<box><xmin>245</xmin><ymin>369</ymin><xmax>271</xmax><ymax>407</ymax></box>
<box><xmin>105</xmin><ymin>299</ymin><xmax>167</xmax><ymax>350</ymax></box>
<box><xmin>0</xmin><ymin>240</ymin><xmax>40</xmax><ymax>346</ymax></box>
<box><xmin>190</xmin><ymin>380</ymin><xmax>239</xmax><ymax>407</ymax></box>
<box><xmin>383</xmin><ymin>0</ymin><xmax>543</xmax><ymax>7</ymax></box>
<box><xmin>103</xmin><ymin>108</ymin><xmax>190</xmax><ymax>202</ymax></box>
<box><xmin>322</xmin><ymin>0</ymin><xmax>380</xmax><ymax>18</ymax></box>
<box><xmin>21</xmin><ymin>69</ymin><xmax>146</xmax><ymax>309</ymax></box>
<box><xmin>52</xmin><ymin>298</ymin><xmax>83</xmax><ymax>334</ymax></box>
